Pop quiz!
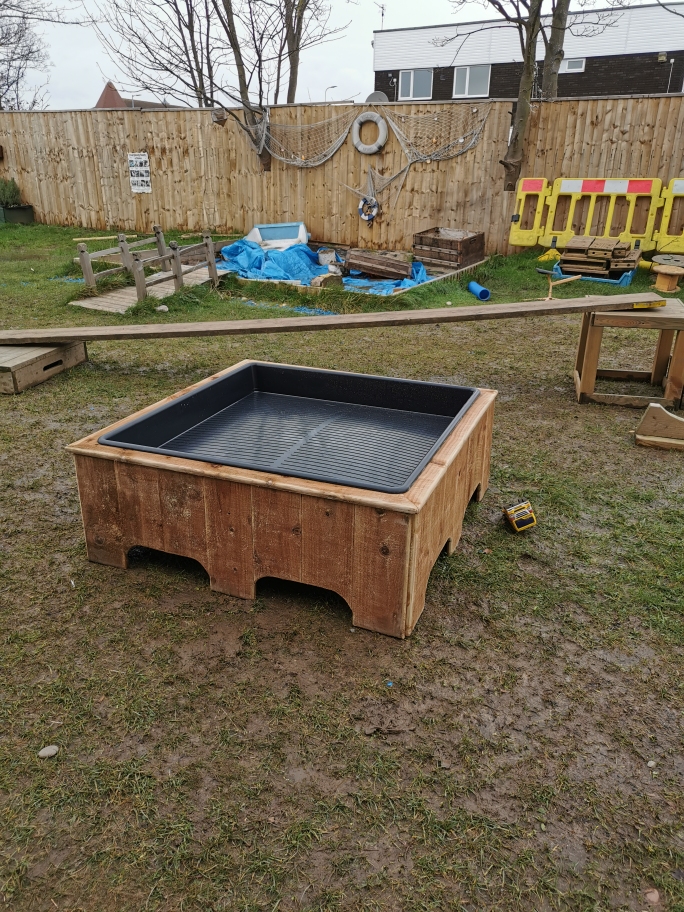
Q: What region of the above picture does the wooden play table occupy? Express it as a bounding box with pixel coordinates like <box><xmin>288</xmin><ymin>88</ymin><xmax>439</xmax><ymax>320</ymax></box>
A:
<box><xmin>574</xmin><ymin>299</ymin><xmax>684</xmax><ymax>408</ymax></box>
<box><xmin>67</xmin><ymin>367</ymin><xmax>496</xmax><ymax>639</ymax></box>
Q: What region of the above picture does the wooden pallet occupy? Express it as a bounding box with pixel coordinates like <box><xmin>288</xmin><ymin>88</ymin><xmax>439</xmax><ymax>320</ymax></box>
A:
<box><xmin>0</xmin><ymin>343</ymin><xmax>87</xmax><ymax>394</ymax></box>
<box><xmin>345</xmin><ymin>249</ymin><xmax>412</xmax><ymax>279</ymax></box>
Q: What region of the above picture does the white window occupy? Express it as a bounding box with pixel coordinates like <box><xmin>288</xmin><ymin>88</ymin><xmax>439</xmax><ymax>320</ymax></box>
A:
<box><xmin>398</xmin><ymin>69</ymin><xmax>433</xmax><ymax>100</ymax></box>
<box><xmin>453</xmin><ymin>64</ymin><xmax>491</xmax><ymax>98</ymax></box>
<box><xmin>559</xmin><ymin>58</ymin><xmax>586</xmax><ymax>73</ymax></box>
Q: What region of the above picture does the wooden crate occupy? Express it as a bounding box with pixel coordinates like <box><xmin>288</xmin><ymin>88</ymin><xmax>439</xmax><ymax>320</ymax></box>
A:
<box><xmin>344</xmin><ymin>249</ymin><xmax>412</xmax><ymax>279</ymax></box>
<box><xmin>67</xmin><ymin>367</ymin><xmax>497</xmax><ymax>639</ymax></box>
<box><xmin>412</xmin><ymin>228</ymin><xmax>485</xmax><ymax>269</ymax></box>
<box><xmin>0</xmin><ymin>343</ymin><xmax>87</xmax><ymax>394</ymax></box>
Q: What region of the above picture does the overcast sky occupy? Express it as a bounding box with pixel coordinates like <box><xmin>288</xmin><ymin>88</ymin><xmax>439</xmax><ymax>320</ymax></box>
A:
<box><xmin>36</xmin><ymin>0</ymin><xmax>490</xmax><ymax>110</ymax></box>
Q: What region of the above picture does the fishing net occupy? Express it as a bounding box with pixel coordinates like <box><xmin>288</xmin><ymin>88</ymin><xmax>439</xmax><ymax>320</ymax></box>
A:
<box><xmin>345</xmin><ymin>104</ymin><xmax>491</xmax><ymax>210</ymax></box>
<box><xmin>242</xmin><ymin>102</ymin><xmax>490</xmax><ymax>172</ymax></box>
<box><xmin>342</xmin><ymin>164</ymin><xmax>411</xmax><ymax>213</ymax></box>
<box><xmin>379</xmin><ymin>103</ymin><xmax>490</xmax><ymax>163</ymax></box>
<box><xmin>243</xmin><ymin>108</ymin><xmax>358</xmax><ymax>168</ymax></box>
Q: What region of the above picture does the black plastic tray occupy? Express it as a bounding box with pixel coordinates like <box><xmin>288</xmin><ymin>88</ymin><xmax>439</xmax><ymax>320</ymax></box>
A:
<box><xmin>99</xmin><ymin>362</ymin><xmax>480</xmax><ymax>493</ymax></box>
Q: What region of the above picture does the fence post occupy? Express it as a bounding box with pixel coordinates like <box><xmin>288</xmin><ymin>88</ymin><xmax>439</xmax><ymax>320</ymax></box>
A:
<box><xmin>77</xmin><ymin>243</ymin><xmax>96</xmax><ymax>289</ymax></box>
<box><xmin>203</xmin><ymin>232</ymin><xmax>219</xmax><ymax>287</ymax></box>
<box><xmin>132</xmin><ymin>254</ymin><xmax>148</xmax><ymax>302</ymax></box>
<box><xmin>154</xmin><ymin>224</ymin><xmax>167</xmax><ymax>258</ymax></box>
<box><xmin>169</xmin><ymin>241</ymin><xmax>184</xmax><ymax>292</ymax></box>
<box><xmin>118</xmin><ymin>233</ymin><xmax>133</xmax><ymax>272</ymax></box>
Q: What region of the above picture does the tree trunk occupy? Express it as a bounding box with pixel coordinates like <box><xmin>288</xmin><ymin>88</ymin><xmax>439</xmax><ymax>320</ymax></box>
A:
<box><xmin>285</xmin><ymin>0</ymin><xmax>307</xmax><ymax>104</ymax></box>
<box><xmin>500</xmin><ymin>0</ymin><xmax>543</xmax><ymax>191</ymax></box>
<box><xmin>542</xmin><ymin>0</ymin><xmax>571</xmax><ymax>100</ymax></box>
<box><xmin>215</xmin><ymin>0</ymin><xmax>271</xmax><ymax>169</ymax></box>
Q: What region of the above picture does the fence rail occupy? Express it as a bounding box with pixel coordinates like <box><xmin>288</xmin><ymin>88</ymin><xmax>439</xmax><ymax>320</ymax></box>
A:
<box><xmin>2</xmin><ymin>97</ymin><xmax>684</xmax><ymax>254</ymax></box>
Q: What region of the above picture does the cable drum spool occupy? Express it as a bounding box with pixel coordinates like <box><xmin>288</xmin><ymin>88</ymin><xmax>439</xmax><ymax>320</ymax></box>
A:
<box><xmin>359</xmin><ymin>197</ymin><xmax>380</xmax><ymax>222</ymax></box>
<box><xmin>352</xmin><ymin>112</ymin><xmax>389</xmax><ymax>155</ymax></box>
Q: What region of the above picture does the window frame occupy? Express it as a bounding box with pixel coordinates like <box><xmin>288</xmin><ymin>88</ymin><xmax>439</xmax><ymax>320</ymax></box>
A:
<box><xmin>452</xmin><ymin>64</ymin><xmax>492</xmax><ymax>99</ymax></box>
<box><xmin>559</xmin><ymin>57</ymin><xmax>586</xmax><ymax>74</ymax></box>
<box><xmin>397</xmin><ymin>68</ymin><xmax>434</xmax><ymax>101</ymax></box>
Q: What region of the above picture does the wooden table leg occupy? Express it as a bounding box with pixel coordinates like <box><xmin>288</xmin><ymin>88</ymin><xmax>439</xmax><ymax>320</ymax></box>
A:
<box><xmin>575</xmin><ymin>312</ymin><xmax>591</xmax><ymax>375</ymax></box>
<box><xmin>575</xmin><ymin>318</ymin><xmax>604</xmax><ymax>402</ymax></box>
<box><xmin>664</xmin><ymin>330</ymin><xmax>684</xmax><ymax>408</ymax></box>
<box><xmin>651</xmin><ymin>329</ymin><xmax>675</xmax><ymax>386</ymax></box>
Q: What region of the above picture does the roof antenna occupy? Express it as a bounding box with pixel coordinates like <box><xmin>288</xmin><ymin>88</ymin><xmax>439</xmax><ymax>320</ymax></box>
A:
<box><xmin>375</xmin><ymin>2</ymin><xmax>386</xmax><ymax>28</ymax></box>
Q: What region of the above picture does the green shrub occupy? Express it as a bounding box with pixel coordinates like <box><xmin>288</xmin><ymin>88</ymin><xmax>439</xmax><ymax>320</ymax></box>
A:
<box><xmin>0</xmin><ymin>178</ymin><xmax>22</xmax><ymax>208</ymax></box>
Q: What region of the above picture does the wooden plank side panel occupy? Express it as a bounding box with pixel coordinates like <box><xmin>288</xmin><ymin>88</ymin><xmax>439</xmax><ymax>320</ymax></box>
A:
<box><xmin>73</xmin><ymin>454</ymin><xmax>127</xmax><ymax>567</ymax></box>
<box><xmin>251</xmin><ymin>487</ymin><xmax>302</xmax><ymax>583</ymax></box>
<box><xmin>301</xmin><ymin>497</ymin><xmax>354</xmax><ymax>606</ymax></box>
<box><xmin>204</xmin><ymin>478</ymin><xmax>255</xmax><ymax>598</ymax></box>
<box><xmin>157</xmin><ymin>470</ymin><xmax>208</xmax><ymax>563</ymax></box>
<box><xmin>405</xmin><ymin>394</ymin><xmax>495</xmax><ymax>635</ymax></box>
<box><xmin>350</xmin><ymin>505</ymin><xmax>411</xmax><ymax>637</ymax></box>
<box><xmin>114</xmin><ymin>462</ymin><xmax>164</xmax><ymax>551</ymax></box>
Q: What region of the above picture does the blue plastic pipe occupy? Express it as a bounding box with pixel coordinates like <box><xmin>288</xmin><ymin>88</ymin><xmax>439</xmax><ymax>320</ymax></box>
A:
<box><xmin>467</xmin><ymin>280</ymin><xmax>491</xmax><ymax>301</ymax></box>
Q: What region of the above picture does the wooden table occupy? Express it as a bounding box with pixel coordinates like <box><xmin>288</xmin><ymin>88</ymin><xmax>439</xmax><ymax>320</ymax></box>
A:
<box><xmin>67</xmin><ymin>369</ymin><xmax>497</xmax><ymax>639</ymax></box>
<box><xmin>574</xmin><ymin>299</ymin><xmax>684</xmax><ymax>408</ymax></box>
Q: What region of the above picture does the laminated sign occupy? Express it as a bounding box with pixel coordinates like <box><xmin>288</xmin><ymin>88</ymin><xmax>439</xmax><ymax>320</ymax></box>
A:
<box><xmin>128</xmin><ymin>153</ymin><xmax>151</xmax><ymax>193</ymax></box>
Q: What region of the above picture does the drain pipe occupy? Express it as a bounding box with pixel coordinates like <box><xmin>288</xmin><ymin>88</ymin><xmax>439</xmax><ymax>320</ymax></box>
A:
<box><xmin>667</xmin><ymin>57</ymin><xmax>675</xmax><ymax>93</ymax></box>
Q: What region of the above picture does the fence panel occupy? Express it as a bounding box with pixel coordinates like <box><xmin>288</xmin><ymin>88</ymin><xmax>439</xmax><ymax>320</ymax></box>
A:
<box><xmin>1</xmin><ymin>96</ymin><xmax>683</xmax><ymax>254</ymax></box>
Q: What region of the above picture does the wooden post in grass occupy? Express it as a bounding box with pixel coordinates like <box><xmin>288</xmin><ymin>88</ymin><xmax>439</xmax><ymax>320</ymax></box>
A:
<box><xmin>169</xmin><ymin>241</ymin><xmax>183</xmax><ymax>292</ymax></box>
<box><xmin>204</xmin><ymin>233</ymin><xmax>219</xmax><ymax>287</ymax></box>
<box><xmin>153</xmin><ymin>224</ymin><xmax>167</xmax><ymax>258</ymax></box>
<box><xmin>118</xmin><ymin>234</ymin><xmax>133</xmax><ymax>272</ymax></box>
<box><xmin>131</xmin><ymin>254</ymin><xmax>148</xmax><ymax>302</ymax></box>
<box><xmin>77</xmin><ymin>244</ymin><xmax>96</xmax><ymax>289</ymax></box>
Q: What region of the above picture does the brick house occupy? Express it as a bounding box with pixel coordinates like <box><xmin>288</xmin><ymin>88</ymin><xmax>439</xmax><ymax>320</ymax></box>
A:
<box><xmin>373</xmin><ymin>3</ymin><xmax>684</xmax><ymax>101</ymax></box>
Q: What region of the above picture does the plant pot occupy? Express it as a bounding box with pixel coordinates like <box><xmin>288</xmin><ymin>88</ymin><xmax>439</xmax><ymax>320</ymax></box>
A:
<box><xmin>0</xmin><ymin>205</ymin><xmax>34</xmax><ymax>225</ymax></box>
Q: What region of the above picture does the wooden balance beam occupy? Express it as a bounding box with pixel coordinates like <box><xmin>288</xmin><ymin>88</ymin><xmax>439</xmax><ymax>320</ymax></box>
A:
<box><xmin>0</xmin><ymin>293</ymin><xmax>665</xmax><ymax>346</ymax></box>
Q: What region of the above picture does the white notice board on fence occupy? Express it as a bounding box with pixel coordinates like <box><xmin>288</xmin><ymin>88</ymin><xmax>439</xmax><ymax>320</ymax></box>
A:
<box><xmin>128</xmin><ymin>153</ymin><xmax>151</xmax><ymax>193</ymax></box>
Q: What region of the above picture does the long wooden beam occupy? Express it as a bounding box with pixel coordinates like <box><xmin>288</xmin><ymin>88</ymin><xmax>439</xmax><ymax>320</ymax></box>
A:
<box><xmin>0</xmin><ymin>293</ymin><xmax>664</xmax><ymax>345</ymax></box>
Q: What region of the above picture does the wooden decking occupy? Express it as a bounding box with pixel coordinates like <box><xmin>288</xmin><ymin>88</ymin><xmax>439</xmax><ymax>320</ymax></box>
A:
<box><xmin>71</xmin><ymin>267</ymin><xmax>212</xmax><ymax>314</ymax></box>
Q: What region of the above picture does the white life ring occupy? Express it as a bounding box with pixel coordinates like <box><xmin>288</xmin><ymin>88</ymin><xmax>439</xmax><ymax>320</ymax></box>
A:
<box><xmin>352</xmin><ymin>112</ymin><xmax>388</xmax><ymax>155</ymax></box>
<box><xmin>359</xmin><ymin>197</ymin><xmax>379</xmax><ymax>221</ymax></box>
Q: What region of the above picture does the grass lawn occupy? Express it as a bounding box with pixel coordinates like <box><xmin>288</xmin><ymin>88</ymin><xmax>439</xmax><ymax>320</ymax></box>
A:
<box><xmin>1</xmin><ymin>224</ymin><xmax>683</xmax><ymax>911</ymax></box>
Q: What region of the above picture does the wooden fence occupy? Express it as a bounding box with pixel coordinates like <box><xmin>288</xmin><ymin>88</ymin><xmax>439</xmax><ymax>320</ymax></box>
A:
<box><xmin>2</xmin><ymin>96</ymin><xmax>684</xmax><ymax>253</ymax></box>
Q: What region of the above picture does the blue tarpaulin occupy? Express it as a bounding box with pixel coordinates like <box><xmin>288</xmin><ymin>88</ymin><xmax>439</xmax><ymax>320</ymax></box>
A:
<box><xmin>343</xmin><ymin>262</ymin><xmax>428</xmax><ymax>296</ymax></box>
<box><xmin>218</xmin><ymin>240</ymin><xmax>430</xmax><ymax>296</ymax></box>
<box><xmin>218</xmin><ymin>240</ymin><xmax>328</xmax><ymax>285</ymax></box>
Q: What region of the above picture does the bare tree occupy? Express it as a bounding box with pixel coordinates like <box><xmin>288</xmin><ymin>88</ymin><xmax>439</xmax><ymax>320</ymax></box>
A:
<box><xmin>446</xmin><ymin>1</ymin><xmax>625</xmax><ymax>186</ymax></box>
<box><xmin>0</xmin><ymin>10</ymin><xmax>49</xmax><ymax>109</ymax></box>
<box><xmin>92</xmin><ymin>0</ymin><xmax>232</xmax><ymax>108</ymax></box>
<box><xmin>93</xmin><ymin>0</ymin><xmax>347</xmax><ymax>110</ymax></box>
<box><xmin>0</xmin><ymin>0</ymin><xmax>68</xmax><ymax>109</ymax></box>
<box><xmin>447</xmin><ymin>0</ymin><xmax>544</xmax><ymax>189</ymax></box>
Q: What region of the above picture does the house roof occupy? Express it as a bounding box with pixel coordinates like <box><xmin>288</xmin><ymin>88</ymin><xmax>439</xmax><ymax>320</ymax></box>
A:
<box><xmin>94</xmin><ymin>81</ymin><xmax>168</xmax><ymax>110</ymax></box>
<box><xmin>373</xmin><ymin>2</ymin><xmax>684</xmax><ymax>69</ymax></box>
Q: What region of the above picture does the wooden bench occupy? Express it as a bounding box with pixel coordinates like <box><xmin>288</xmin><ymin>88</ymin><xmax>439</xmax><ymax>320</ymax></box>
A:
<box><xmin>574</xmin><ymin>299</ymin><xmax>684</xmax><ymax>408</ymax></box>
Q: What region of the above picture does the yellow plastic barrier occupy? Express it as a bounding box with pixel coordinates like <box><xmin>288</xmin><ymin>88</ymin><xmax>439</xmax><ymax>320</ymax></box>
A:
<box><xmin>509</xmin><ymin>178</ymin><xmax>550</xmax><ymax>246</ymax></box>
<box><xmin>540</xmin><ymin>178</ymin><xmax>663</xmax><ymax>250</ymax></box>
<box><xmin>511</xmin><ymin>178</ymin><xmax>665</xmax><ymax>250</ymax></box>
<box><xmin>656</xmin><ymin>179</ymin><xmax>684</xmax><ymax>253</ymax></box>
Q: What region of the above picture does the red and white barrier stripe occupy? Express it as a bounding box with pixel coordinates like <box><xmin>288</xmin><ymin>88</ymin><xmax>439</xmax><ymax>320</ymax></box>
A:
<box><xmin>558</xmin><ymin>179</ymin><xmax>653</xmax><ymax>194</ymax></box>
